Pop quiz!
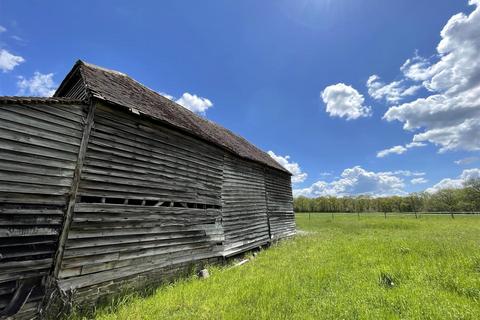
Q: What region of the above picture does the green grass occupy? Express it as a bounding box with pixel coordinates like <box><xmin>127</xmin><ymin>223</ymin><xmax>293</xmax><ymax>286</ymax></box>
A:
<box><xmin>92</xmin><ymin>213</ymin><xmax>480</xmax><ymax>320</ymax></box>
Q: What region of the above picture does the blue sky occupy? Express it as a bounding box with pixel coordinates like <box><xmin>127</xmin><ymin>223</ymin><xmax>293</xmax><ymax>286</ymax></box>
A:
<box><xmin>1</xmin><ymin>0</ymin><xmax>479</xmax><ymax>197</ymax></box>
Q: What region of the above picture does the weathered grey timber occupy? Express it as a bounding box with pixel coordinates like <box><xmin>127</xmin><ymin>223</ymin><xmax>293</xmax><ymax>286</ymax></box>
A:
<box><xmin>0</xmin><ymin>61</ymin><xmax>295</xmax><ymax>319</ymax></box>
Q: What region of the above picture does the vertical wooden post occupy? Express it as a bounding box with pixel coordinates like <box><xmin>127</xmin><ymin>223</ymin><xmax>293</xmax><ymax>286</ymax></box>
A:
<box><xmin>52</xmin><ymin>100</ymin><xmax>96</xmax><ymax>278</ymax></box>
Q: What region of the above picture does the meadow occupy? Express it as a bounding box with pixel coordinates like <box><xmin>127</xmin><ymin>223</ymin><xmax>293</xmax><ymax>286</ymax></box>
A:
<box><xmin>91</xmin><ymin>213</ymin><xmax>480</xmax><ymax>320</ymax></box>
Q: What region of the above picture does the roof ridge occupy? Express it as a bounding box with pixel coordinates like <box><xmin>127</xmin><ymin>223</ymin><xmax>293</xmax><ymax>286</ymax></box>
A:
<box><xmin>78</xmin><ymin>60</ymin><xmax>128</xmax><ymax>77</ymax></box>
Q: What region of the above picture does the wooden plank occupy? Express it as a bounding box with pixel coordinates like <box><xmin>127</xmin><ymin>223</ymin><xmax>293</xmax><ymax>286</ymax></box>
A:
<box><xmin>0</xmin><ymin>137</ymin><xmax>78</xmax><ymax>162</ymax></box>
<box><xmin>52</xmin><ymin>100</ymin><xmax>95</xmax><ymax>278</ymax></box>
<box><xmin>0</xmin><ymin>108</ymin><xmax>83</xmax><ymax>140</ymax></box>
<box><xmin>0</xmin><ymin>127</ymin><xmax>80</xmax><ymax>154</ymax></box>
<box><xmin>2</xmin><ymin>103</ymin><xmax>84</xmax><ymax>130</ymax></box>
<box><xmin>0</xmin><ymin>226</ymin><xmax>59</xmax><ymax>237</ymax></box>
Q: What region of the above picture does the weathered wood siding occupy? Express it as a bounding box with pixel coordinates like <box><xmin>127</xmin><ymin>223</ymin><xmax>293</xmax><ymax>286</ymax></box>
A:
<box><xmin>0</xmin><ymin>98</ymin><xmax>295</xmax><ymax>318</ymax></box>
<box><xmin>221</xmin><ymin>154</ymin><xmax>270</xmax><ymax>256</ymax></box>
<box><xmin>56</xmin><ymin>103</ymin><xmax>225</xmax><ymax>303</ymax></box>
<box><xmin>265</xmin><ymin>169</ymin><xmax>295</xmax><ymax>239</ymax></box>
<box><xmin>0</xmin><ymin>102</ymin><xmax>86</xmax><ymax>319</ymax></box>
<box><xmin>57</xmin><ymin>73</ymin><xmax>88</xmax><ymax>100</ymax></box>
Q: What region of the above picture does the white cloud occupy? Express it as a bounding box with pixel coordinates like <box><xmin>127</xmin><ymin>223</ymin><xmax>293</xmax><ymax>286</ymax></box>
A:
<box><xmin>17</xmin><ymin>72</ymin><xmax>56</xmax><ymax>96</ymax></box>
<box><xmin>454</xmin><ymin>156</ymin><xmax>479</xmax><ymax>165</ymax></box>
<box><xmin>319</xmin><ymin>171</ymin><xmax>332</xmax><ymax>177</ymax></box>
<box><xmin>411</xmin><ymin>177</ymin><xmax>428</xmax><ymax>185</ymax></box>
<box><xmin>268</xmin><ymin>151</ymin><xmax>307</xmax><ymax>184</ymax></box>
<box><xmin>377</xmin><ymin>145</ymin><xmax>407</xmax><ymax>158</ymax></box>
<box><xmin>406</xmin><ymin>142</ymin><xmax>426</xmax><ymax>148</ymax></box>
<box><xmin>367</xmin><ymin>74</ymin><xmax>421</xmax><ymax>103</ymax></box>
<box><xmin>376</xmin><ymin>141</ymin><xmax>426</xmax><ymax>158</ymax></box>
<box><xmin>175</xmin><ymin>92</ymin><xmax>213</xmax><ymax>114</ymax></box>
<box><xmin>384</xmin><ymin>1</ymin><xmax>480</xmax><ymax>153</ymax></box>
<box><xmin>160</xmin><ymin>92</ymin><xmax>213</xmax><ymax>114</ymax></box>
<box><xmin>392</xmin><ymin>170</ymin><xmax>425</xmax><ymax>177</ymax></box>
<box><xmin>159</xmin><ymin>92</ymin><xmax>174</xmax><ymax>100</ymax></box>
<box><xmin>400</xmin><ymin>53</ymin><xmax>433</xmax><ymax>82</ymax></box>
<box><xmin>293</xmin><ymin>166</ymin><xmax>405</xmax><ymax>197</ymax></box>
<box><xmin>0</xmin><ymin>49</ymin><xmax>25</xmax><ymax>72</ymax></box>
<box><xmin>10</xmin><ymin>35</ymin><xmax>25</xmax><ymax>43</ymax></box>
<box><xmin>0</xmin><ymin>25</ymin><xmax>6</xmax><ymax>33</ymax></box>
<box><xmin>321</xmin><ymin>83</ymin><xmax>371</xmax><ymax>120</ymax></box>
<box><xmin>426</xmin><ymin>168</ymin><xmax>480</xmax><ymax>193</ymax></box>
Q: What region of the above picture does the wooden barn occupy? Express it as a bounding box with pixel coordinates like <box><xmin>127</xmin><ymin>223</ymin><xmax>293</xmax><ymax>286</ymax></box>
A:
<box><xmin>0</xmin><ymin>61</ymin><xmax>295</xmax><ymax>319</ymax></box>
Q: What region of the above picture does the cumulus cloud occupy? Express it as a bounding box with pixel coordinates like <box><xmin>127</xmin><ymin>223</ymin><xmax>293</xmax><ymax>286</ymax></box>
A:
<box><xmin>0</xmin><ymin>25</ymin><xmax>6</xmax><ymax>33</ymax></box>
<box><xmin>384</xmin><ymin>1</ymin><xmax>480</xmax><ymax>152</ymax></box>
<box><xmin>160</xmin><ymin>92</ymin><xmax>213</xmax><ymax>114</ymax></box>
<box><xmin>0</xmin><ymin>49</ymin><xmax>25</xmax><ymax>72</ymax></box>
<box><xmin>411</xmin><ymin>177</ymin><xmax>428</xmax><ymax>185</ymax></box>
<box><xmin>367</xmin><ymin>75</ymin><xmax>421</xmax><ymax>103</ymax></box>
<box><xmin>17</xmin><ymin>72</ymin><xmax>56</xmax><ymax>96</ymax></box>
<box><xmin>268</xmin><ymin>151</ymin><xmax>307</xmax><ymax>184</ymax></box>
<box><xmin>376</xmin><ymin>141</ymin><xmax>426</xmax><ymax>158</ymax></box>
<box><xmin>426</xmin><ymin>168</ymin><xmax>480</xmax><ymax>193</ymax></box>
<box><xmin>400</xmin><ymin>53</ymin><xmax>433</xmax><ymax>82</ymax></box>
<box><xmin>454</xmin><ymin>156</ymin><xmax>479</xmax><ymax>165</ymax></box>
<box><xmin>392</xmin><ymin>170</ymin><xmax>425</xmax><ymax>177</ymax></box>
<box><xmin>321</xmin><ymin>83</ymin><xmax>371</xmax><ymax>120</ymax></box>
<box><xmin>175</xmin><ymin>92</ymin><xmax>213</xmax><ymax>114</ymax></box>
<box><xmin>293</xmin><ymin>166</ymin><xmax>405</xmax><ymax>197</ymax></box>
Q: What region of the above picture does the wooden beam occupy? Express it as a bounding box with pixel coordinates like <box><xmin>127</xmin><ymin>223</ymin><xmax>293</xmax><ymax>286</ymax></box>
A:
<box><xmin>52</xmin><ymin>100</ymin><xmax>96</xmax><ymax>278</ymax></box>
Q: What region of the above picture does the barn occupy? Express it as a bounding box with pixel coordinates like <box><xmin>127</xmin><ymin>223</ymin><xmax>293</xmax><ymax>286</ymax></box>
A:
<box><xmin>0</xmin><ymin>61</ymin><xmax>295</xmax><ymax>319</ymax></box>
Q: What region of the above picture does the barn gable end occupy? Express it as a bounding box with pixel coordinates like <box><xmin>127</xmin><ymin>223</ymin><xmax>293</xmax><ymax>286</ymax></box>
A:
<box><xmin>0</xmin><ymin>61</ymin><xmax>295</xmax><ymax>319</ymax></box>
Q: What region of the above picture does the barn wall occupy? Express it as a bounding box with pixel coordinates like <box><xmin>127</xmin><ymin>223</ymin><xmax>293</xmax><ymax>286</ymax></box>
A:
<box><xmin>221</xmin><ymin>154</ymin><xmax>270</xmax><ymax>256</ymax></box>
<box><xmin>265</xmin><ymin>169</ymin><xmax>296</xmax><ymax>239</ymax></box>
<box><xmin>0</xmin><ymin>99</ymin><xmax>295</xmax><ymax>318</ymax></box>
<box><xmin>56</xmin><ymin>102</ymin><xmax>225</xmax><ymax>304</ymax></box>
<box><xmin>0</xmin><ymin>102</ymin><xmax>87</xmax><ymax>319</ymax></box>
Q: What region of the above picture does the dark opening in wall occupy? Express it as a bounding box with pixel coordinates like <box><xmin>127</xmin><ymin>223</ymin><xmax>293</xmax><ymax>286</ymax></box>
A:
<box><xmin>80</xmin><ymin>196</ymin><xmax>103</xmax><ymax>203</ymax></box>
<box><xmin>77</xmin><ymin>197</ymin><xmax>222</xmax><ymax>209</ymax></box>
<box><xmin>173</xmin><ymin>202</ymin><xmax>185</xmax><ymax>208</ymax></box>
<box><xmin>127</xmin><ymin>199</ymin><xmax>143</xmax><ymax>206</ymax></box>
<box><xmin>105</xmin><ymin>198</ymin><xmax>125</xmax><ymax>204</ymax></box>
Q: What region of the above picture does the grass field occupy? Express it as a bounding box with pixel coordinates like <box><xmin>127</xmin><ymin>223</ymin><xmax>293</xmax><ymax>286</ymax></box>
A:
<box><xmin>92</xmin><ymin>213</ymin><xmax>480</xmax><ymax>320</ymax></box>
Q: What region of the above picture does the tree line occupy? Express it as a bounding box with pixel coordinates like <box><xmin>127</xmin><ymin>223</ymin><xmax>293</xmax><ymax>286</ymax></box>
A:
<box><xmin>293</xmin><ymin>178</ymin><xmax>480</xmax><ymax>218</ymax></box>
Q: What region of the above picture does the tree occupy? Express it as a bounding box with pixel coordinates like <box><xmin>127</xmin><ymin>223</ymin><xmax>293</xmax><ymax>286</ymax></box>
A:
<box><xmin>436</xmin><ymin>189</ymin><xmax>458</xmax><ymax>219</ymax></box>
<box><xmin>408</xmin><ymin>192</ymin><xmax>422</xmax><ymax>219</ymax></box>
<box><xmin>292</xmin><ymin>184</ymin><xmax>478</xmax><ymax>216</ymax></box>
<box><xmin>464</xmin><ymin>177</ymin><xmax>480</xmax><ymax>212</ymax></box>
<box><xmin>378</xmin><ymin>198</ymin><xmax>392</xmax><ymax>219</ymax></box>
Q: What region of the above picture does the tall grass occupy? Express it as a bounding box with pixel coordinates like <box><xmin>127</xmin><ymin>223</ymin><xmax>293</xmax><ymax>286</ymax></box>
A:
<box><xmin>92</xmin><ymin>213</ymin><xmax>480</xmax><ymax>320</ymax></box>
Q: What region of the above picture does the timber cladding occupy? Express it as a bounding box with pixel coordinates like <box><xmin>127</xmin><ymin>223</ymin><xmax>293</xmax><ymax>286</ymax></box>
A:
<box><xmin>0</xmin><ymin>100</ymin><xmax>87</xmax><ymax>320</ymax></box>
<box><xmin>0</xmin><ymin>61</ymin><xmax>295</xmax><ymax>319</ymax></box>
